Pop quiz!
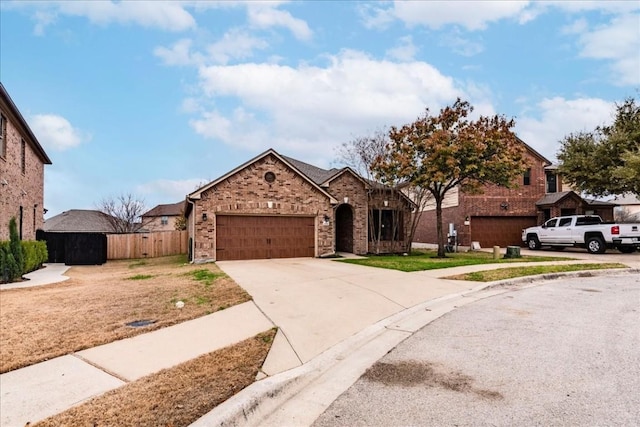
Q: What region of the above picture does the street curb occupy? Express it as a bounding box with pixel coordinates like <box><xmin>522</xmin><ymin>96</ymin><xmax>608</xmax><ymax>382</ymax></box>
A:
<box><xmin>190</xmin><ymin>268</ymin><xmax>639</xmax><ymax>426</ymax></box>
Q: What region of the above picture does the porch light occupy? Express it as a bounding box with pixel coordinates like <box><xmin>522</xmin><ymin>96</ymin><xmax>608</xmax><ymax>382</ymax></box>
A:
<box><xmin>268</xmin><ymin>201</ymin><xmax>274</xmax><ymax>208</ymax></box>
<box><xmin>202</xmin><ymin>213</ymin><xmax>207</xmax><ymax>221</ymax></box>
<box><xmin>344</xmin><ymin>197</ymin><xmax>349</xmax><ymax>204</ymax></box>
<box><xmin>383</xmin><ymin>200</ymin><xmax>389</xmax><ymax>207</ymax></box>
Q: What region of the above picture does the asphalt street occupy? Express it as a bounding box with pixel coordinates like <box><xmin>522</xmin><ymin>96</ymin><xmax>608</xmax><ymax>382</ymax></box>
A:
<box><xmin>313</xmin><ymin>273</ymin><xmax>640</xmax><ymax>427</ymax></box>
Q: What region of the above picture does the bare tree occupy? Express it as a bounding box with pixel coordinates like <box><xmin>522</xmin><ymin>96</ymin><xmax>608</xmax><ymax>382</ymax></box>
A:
<box><xmin>336</xmin><ymin>129</ymin><xmax>429</xmax><ymax>253</ymax></box>
<box><xmin>97</xmin><ymin>193</ymin><xmax>147</xmax><ymax>233</ymax></box>
<box><xmin>615</xmin><ymin>206</ymin><xmax>640</xmax><ymax>223</ymax></box>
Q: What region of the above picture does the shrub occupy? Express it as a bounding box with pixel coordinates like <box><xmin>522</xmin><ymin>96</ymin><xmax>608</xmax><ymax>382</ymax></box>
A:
<box><xmin>8</xmin><ymin>217</ymin><xmax>24</xmax><ymax>275</ymax></box>
<box><xmin>22</xmin><ymin>241</ymin><xmax>48</xmax><ymax>274</ymax></box>
<box><xmin>0</xmin><ymin>242</ymin><xmax>21</xmax><ymax>283</ymax></box>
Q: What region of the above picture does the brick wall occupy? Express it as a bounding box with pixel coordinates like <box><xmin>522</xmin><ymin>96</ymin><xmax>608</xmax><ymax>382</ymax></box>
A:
<box><xmin>191</xmin><ymin>154</ymin><xmax>336</xmax><ymax>261</ymax></box>
<box><xmin>326</xmin><ymin>172</ymin><xmax>368</xmax><ymax>254</ymax></box>
<box><xmin>0</xmin><ymin>113</ymin><xmax>45</xmax><ymax>241</ymax></box>
<box><xmin>413</xmin><ymin>150</ymin><xmax>548</xmax><ymax>246</ymax></box>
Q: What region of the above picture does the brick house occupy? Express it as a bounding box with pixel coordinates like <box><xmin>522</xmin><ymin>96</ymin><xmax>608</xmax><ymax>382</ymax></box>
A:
<box><xmin>413</xmin><ymin>140</ymin><xmax>617</xmax><ymax>248</ymax></box>
<box><xmin>0</xmin><ymin>83</ymin><xmax>52</xmax><ymax>241</ymax></box>
<box><xmin>185</xmin><ymin>148</ymin><xmax>413</xmax><ymax>262</ymax></box>
<box><xmin>141</xmin><ymin>201</ymin><xmax>184</xmax><ymax>232</ymax></box>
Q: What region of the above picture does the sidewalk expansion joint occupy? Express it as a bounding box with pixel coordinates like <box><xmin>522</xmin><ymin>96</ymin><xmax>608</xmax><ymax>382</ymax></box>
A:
<box><xmin>72</xmin><ymin>354</ymin><xmax>130</xmax><ymax>384</ymax></box>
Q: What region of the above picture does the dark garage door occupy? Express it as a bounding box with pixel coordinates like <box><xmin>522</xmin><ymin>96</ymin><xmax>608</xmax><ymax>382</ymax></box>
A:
<box><xmin>471</xmin><ymin>216</ymin><xmax>538</xmax><ymax>248</ymax></box>
<box><xmin>216</xmin><ymin>215</ymin><xmax>315</xmax><ymax>261</ymax></box>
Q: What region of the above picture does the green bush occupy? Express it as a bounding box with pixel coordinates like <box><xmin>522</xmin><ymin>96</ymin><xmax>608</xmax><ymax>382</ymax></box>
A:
<box><xmin>0</xmin><ymin>242</ymin><xmax>21</xmax><ymax>283</ymax></box>
<box><xmin>22</xmin><ymin>241</ymin><xmax>48</xmax><ymax>274</ymax></box>
<box><xmin>8</xmin><ymin>217</ymin><xmax>24</xmax><ymax>275</ymax></box>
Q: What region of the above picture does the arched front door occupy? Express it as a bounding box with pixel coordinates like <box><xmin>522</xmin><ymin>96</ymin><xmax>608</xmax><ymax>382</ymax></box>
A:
<box><xmin>335</xmin><ymin>204</ymin><xmax>354</xmax><ymax>253</ymax></box>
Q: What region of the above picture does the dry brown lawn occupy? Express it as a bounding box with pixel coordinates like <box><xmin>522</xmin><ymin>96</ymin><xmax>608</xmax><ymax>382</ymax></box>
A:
<box><xmin>0</xmin><ymin>255</ymin><xmax>252</xmax><ymax>373</ymax></box>
<box><xmin>35</xmin><ymin>329</ymin><xmax>276</xmax><ymax>427</ymax></box>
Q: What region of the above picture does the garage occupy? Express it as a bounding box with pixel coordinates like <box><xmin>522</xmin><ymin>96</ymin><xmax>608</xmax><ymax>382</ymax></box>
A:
<box><xmin>216</xmin><ymin>215</ymin><xmax>315</xmax><ymax>261</ymax></box>
<box><xmin>471</xmin><ymin>216</ymin><xmax>538</xmax><ymax>248</ymax></box>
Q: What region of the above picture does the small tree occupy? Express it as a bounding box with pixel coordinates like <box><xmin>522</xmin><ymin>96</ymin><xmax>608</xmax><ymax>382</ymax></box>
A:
<box><xmin>174</xmin><ymin>209</ymin><xmax>187</xmax><ymax>231</ymax></box>
<box><xmin>373</xmin><ymin>99</ymin><xmax>527</xmax><ymax>257</ymax></box>
<box><xmin>97</xmin><ymin>193</ymin><xmax>147</xmax><ymax>233</ymax></box>
<box><xmin>558</xmin><ymin>97</ymin><xmax>640</xmax><ymax>197</ymax></box>
<box><xmin>9</xmin><ymin>217</ymin><xmax>24</xmax><ymax>276</ymax></box>
<box><xmin>336</xmin><ymin>129</ymin><xmax>418</xmax><ymax>253</ymax></box>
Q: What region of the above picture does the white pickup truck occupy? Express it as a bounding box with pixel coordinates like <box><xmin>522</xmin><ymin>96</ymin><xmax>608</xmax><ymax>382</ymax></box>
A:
<box><xmin>522</xmin><ymin>215</ymin><xmax>640</xmax><ymax>254</ymax></box>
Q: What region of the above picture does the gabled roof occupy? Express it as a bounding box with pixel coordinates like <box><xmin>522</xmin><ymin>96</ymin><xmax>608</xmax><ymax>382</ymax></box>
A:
<box><xmin>612</xmin><ymin>193</ymin><xmax>640</xmax><ymax>206</ymax></box>
<box><xmin>517</xmin><ymin>136</ymin><xmax>552</xmax><ymax>166</ymax></box>
<box><xmin>535</xmin><ymin>191</ymin><xmax>583</xmax><ymax>206</ymax></box>
<box><xmin>44</xmin><ymin>209</ymin><xmax>117</xmax><ymax>233</ymax></box>
<box><xmin>187</xmin><ymin>148</ymin><xmax>339</xmax><ymax>205</ymax></box>
<box><xmin>142</xmin><ymin>201</ymin><xmax>184</xmax><ymax>217</ymax></box>
<box><xmin>0</xmin><ymin>82</ymin><xmax>52</xmax><ymax>165</ymax></box>
<box><xmin>282</xmin><ymin>155</ymin><xmax>341</xmax><ymax>185</ymax></box>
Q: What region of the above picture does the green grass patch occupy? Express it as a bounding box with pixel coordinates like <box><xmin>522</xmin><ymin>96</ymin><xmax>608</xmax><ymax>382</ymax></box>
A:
<box><xmin>185</xmin><ymin>269</ymin><xmax>225</xmax><ymax>287</ymax></box>
<box><xmin>127</xmin><ymin>274</ymin><xmax>154</xmax><ymax>280</ymax></box>
<box><xmin>450</xmin><ymin>263</ymin><xmax>628</xmax><ymax>282</ymax></box>
<box><xmin>338</xmin><ymin>250</ymin><xmax>575</xmax><ymax>272</ymax></box>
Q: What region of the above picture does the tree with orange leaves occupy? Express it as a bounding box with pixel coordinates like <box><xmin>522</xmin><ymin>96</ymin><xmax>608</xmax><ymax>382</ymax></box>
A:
<box><xmin>373</xmin><ymin>99</ymin><xmax>527</xmax><ymax>257</ymax></box>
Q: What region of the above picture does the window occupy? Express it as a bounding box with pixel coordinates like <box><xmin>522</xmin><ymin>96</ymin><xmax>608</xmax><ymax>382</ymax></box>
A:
<box><xmin>21</xmin><ymin>138</ymin><xmax>26</xmax><ymax>174</ymax></box>
<box><xmin>544</xmin><ymin>218</ymin><xmax>557</xmax><ymax>228</ymax></box>
<box><xmin>161</xmin><ymin>216</ymin><xmax>169</xmax><ymax>225</ymax></box>
<box><xmin>0</xmin><ymin>113</ymin><xmax>6</xmax><ymax>158</ymax></box>
<box><xmin>546</xmin><ymin>172</ymin><xmax>557</xmax><ymax>193</ymax></box>
<box><xmin>558</xmin><ymin>217</ymin><xmax>572</xmax><ymax>227</ymax></box>
<box><xmin>369</xmin><ymin>209</ymin><xmax>403</xmax><ymax>241</ymax></box>
<box><xmin>523</xmin><ymin>168</ymin><xmax>531</xmax><ymax>185</ymax></box>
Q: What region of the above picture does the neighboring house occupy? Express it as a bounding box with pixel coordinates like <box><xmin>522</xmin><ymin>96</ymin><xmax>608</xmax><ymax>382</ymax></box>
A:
<box><xmin>612</xmin><ymin>193</ymin><xmax>640</xmax><ymax>222</ymax></box>
<box><xmin>414</xmin><ymin>139</ymin><xmax>552</xmax><ymax>248</ymax></box>
<box><xmin>536</xmin><ymin>192</ymin><xmax>615</xmax><ymax>222</ymax></box>
<box><xmin>0</xmin><ymin>83</ymin><xmax>52</xmax><ymax>241</ymax></box>
<box><xmin>185</xmin><ymin>148</ymin><xmax>413</xmax><ymax>262</ymax></box>
<box><xmin>41</xmin><ymin>209</ymin><xmax>115</xmax><ymax>265</ymax></box>
<box><xmin>141</xmin><ymin>201</ymin><xmax>184</xmax><ymax>232</ymax></box>
<box><xmin>413</xmin><ymin>139</ymin><xmax>618</xmax><ymax>248</ymax></box>
<box><xmin>43</xmin><ymin>209</ymin><xmax>118</xmax><ymax>233</ymax></box>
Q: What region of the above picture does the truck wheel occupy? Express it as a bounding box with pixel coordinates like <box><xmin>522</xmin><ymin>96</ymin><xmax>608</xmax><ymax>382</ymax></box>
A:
<box><xmin>527</xmin><ymin>235</ymin><xmax>541</xmax><ymax>250</ymax></box>
<box><xmin>586</xmin><ymin>237</ymin><xmax>606</xmax><ymax>254</ymax></box>
<box><xmin>618</xmin><ymin>246</ymin><xmax>635</xmax><ymax>254</ymax></box>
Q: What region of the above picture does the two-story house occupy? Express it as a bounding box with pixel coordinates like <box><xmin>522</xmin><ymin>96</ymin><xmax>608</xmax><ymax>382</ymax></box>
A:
<box><xmin>413</xmin><ymin>139</ymin><xmax>616</xmax><ymax>249</ymax></box>
<box><xmin>0</xmin><ymin>83</ymin><xmax>52</xmax><ymax>241</ymax></box>
<box><xmin>141</xmin><ymin>201</ymin><xmax>185</xmax><ymax>232</ymax></box>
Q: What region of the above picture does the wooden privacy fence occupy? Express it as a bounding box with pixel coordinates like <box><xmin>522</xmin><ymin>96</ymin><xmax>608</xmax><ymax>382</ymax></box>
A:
<box><xmin>107</xmin><ymin>230</ymin><xmax>188</xmax><ymax>260</ymax></box>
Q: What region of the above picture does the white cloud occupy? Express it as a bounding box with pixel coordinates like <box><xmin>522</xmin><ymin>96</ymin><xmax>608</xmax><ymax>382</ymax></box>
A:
<box><xmin>206</xmin><ymin>29</ymin><xmax>269</xmax><ymax>64</ymax></box>
<box><xmin>30</xmin><ymin>114</ymin><xmax>90</xmax><ymax>151</ymax></box>
<box><xmin>516</xmin><ymin>97</ymin><xmax>614</xmax><ymax>161</ymax></box>
<box><xmin>386</xmin><ymin>36</ymin><xmax>418</xmax><ymax>62</ymax></box>
<box><xmin>247</xmin><ymin>3</ymin><xmax>312</xmax><ymax>41</ymax></box>
<box><xmin>154</xmin><ymin>39</ymin><xmax>203</xmax><ymax>67</ymax></box>
<box><xmin>23</xmin><ymin>0</ymin><xmax>196</xmax><ymax>34</ymax></box>
<box><xmin>190</xmin><ymin>50</ymin><xmax>475</xmax><ymax>160</ymax></box>
<box><xmin>365</xmin><ymin>1</ymin><xmax>531</xmax><ymax>31</ymax></box>
<box><xmin>575</xmin><ymin>13</ymin><xmax>640</xmax><ymax>86</ymax></box>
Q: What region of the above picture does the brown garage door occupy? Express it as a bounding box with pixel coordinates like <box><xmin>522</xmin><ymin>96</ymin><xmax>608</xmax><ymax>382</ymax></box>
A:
<box><xmin>216</xmin><ymin>215</ymin><xmax>315</xmax><ymax>261</ymax></box>
<box><xmin>471</xmin><ymin>216</ymin><xmax>538</xmax><ymax>248</ymax></box>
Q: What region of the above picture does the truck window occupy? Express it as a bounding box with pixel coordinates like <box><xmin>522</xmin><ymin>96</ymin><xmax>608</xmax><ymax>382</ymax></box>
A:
<box><xmin>558</xmin><ymin>218</ymin><xmax>572</xmax><ymax>227</ymax></box>
<box><xmin>544</xmin><ymin>219</ymin><xmax>558</xmax><ymax>228</ymax></box>
<box><xmin>576</xmin><ymin>216</ymin><xmax>602</xmax><ymax>226</ymax></box>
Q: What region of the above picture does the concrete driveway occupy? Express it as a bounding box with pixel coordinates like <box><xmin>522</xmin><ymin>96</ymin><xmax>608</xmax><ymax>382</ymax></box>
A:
<box><xmin>216</xmin><ymin>258</ymin><xmax>477</xmax><ymax>371</ymax></box>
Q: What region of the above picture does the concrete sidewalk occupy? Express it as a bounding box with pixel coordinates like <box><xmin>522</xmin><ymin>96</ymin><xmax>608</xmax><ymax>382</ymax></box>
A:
<box><xmin>0</xmin><ymin>263</ymin><xmax>70</xmax><ymax>290</ymax></box>
<box><xmin>0</xmin><ymin>301</ymin><xmax>274</xmax><ymax>426</ymax></box>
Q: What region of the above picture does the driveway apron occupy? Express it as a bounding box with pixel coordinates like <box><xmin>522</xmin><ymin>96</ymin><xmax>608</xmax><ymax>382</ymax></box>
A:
<box><xmin>216</xmin><ymin>258</ymin><xmax>475</xmax><ymax>369</ymax></box>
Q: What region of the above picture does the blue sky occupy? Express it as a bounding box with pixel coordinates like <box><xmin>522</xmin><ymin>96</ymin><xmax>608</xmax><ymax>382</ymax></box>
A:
<box><xmin>1</xmin><ymin>1</ymin><xmax>638</xmax><ymax>218</ymax></box>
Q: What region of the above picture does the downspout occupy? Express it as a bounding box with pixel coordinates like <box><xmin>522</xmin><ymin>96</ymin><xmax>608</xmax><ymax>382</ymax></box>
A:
<box><xmin>186</xmin><ymin>197</ymin><xmax>196</xmax><ymax>263</ymax></box>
